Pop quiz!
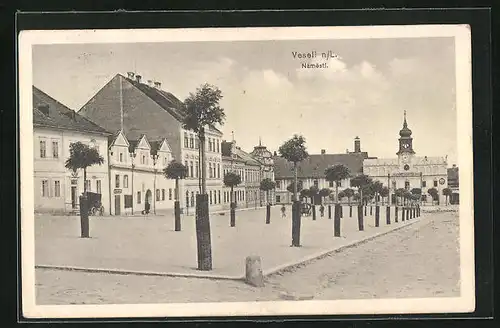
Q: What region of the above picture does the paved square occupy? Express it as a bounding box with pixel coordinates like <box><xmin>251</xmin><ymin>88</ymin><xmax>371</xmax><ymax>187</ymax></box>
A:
<box><xmin>35</xmin><ymin>205</ymin><xmax>423</xmax><ymax>278</ymax></box>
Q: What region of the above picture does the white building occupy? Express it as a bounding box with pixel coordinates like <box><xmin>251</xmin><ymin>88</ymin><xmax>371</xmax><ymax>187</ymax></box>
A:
<box><xmin>363</xmin><ymin>112</ymin><xmax>449</xmax><ymax>205</ymax></box>
<box><xmin>107</xmin><ymin>131</ymin><xmax>176</xmax><ymax>215</ymax></box>
<box><xmin>33</xmin><ymin>86</ymin><xmax>111</xmax><ymax>214</ymax></box>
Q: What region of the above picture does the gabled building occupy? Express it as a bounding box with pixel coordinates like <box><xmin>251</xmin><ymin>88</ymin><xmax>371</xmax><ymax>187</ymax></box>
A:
<box><xmin>107</xmin><ymin>131</ymin><xmax>175</xmax><ymax>215</ymax></box>
<box><xmin>78</xmin><ymin>72</ymin><xmax>224</xmax><ymax>213</ymax></box>
<box><xmin>273</xmin><ymin>138</ymin><xmax>370</xmax><ymax>204</ymax></box>
<box><xmin>33</xmin><ymin>86</ymin><xmax>111</xmax><ymax>214</ymax></box>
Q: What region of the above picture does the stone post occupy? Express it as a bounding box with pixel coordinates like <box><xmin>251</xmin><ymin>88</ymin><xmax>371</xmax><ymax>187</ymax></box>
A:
<box><xmin>334</xmin><ymin>204</ymin><xmax>341</xmax><ymax>237</ymax></box>
<box><xmin>386</xmin><ymin>206</ymin><xmax>391</xmax><ymax>225</ymax></box>
<box><xmin>357</xmin><ymin>204</ymin><xmax>364</xmax><ymax>231</ymax></box>
<box><xmin>245</xmin><ymin>256</ymin><xmax>264</xmax><ymax>287</ymax></box>
<box><xmin>328</xmin><ymin>204</ymin><xmax>332</xmax><ymax>219</ymax></box>
<box><xmin>79</xmin><ymin>195</ymin><xmax>89</xmax><ymax>238</ymax></box>
<box><xmin>375</xmin><ymin>205</ymin><xmax>380</xmax><ymax>227</ymax></box>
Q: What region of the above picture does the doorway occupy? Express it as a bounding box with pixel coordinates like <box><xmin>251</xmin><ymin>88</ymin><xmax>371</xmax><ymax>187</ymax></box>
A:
<box><xmin>115</xmin><ymin>195</ymin><xmax>121</xmax><ymax>215</ymax></box>
<box><xmin>145</xmin><ymin>189</ymin><xmax>152</xmax><ymax>213</ymax></box>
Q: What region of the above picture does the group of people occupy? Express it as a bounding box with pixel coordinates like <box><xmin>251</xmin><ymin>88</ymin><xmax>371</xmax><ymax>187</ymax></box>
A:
<box><xmin>280</xmin><ymin>204</ymin><xmax>326</xmax><ymax>218</ymax></box>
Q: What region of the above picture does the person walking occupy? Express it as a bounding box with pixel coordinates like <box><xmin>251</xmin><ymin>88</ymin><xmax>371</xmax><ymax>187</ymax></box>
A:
<box><xmin>320</xmin><ymin>204</ymin><xmax>325</xmax><ymax>217</ymax></box>
<box><xmin>281</xmin><ymin>204</ymin><xmax>287</xmax><ymax>218</ymax></box>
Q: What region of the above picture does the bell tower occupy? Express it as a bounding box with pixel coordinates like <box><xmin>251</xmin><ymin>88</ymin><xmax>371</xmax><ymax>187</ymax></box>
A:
<box><xmin>396</xmin><ymin>110</ymin><xmax>415</xmax><ymax>155</ymax></box>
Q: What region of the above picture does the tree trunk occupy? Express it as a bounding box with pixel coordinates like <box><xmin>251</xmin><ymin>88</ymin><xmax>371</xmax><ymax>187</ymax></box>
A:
<box><xmin>200</xmin><ymin>128</ymin><xmax>207</xmax><ymax>194</ymax></box>
<box><xmin>335</xmin><ymin>182</ymin><xmax>339</xmax><ymax>204</ymax></box>
<box><xmin>83</xmin><ymin>168</ymin><xmax>87</xmax><ymax>195</ymax></box>
<box><xmin>80</xmin><ymin>167</ymin><xmax>89</xmax><ymax>238</ymax></box>
<box><xmin>174</xmin><ymin>178</ymin><xmax>181</xmax><ymax>231</ymax></box>
<box><xmin>293</xmin><ymin>163</ymin><xmax>298</xmax><ymax>201</ymax></box>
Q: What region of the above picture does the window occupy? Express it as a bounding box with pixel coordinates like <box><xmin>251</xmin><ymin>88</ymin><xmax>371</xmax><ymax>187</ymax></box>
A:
<box><xmin>191</xmin><ymin>191</ymin><xmax>195</xmax><ymax>206</ymax></box>
<box><xmin>329</xmin><ymin>181</ymin><xmax>334</xmax><ymax>187</ymax></box>
<box><xmin>184</xmin><ymin>132</ymin><xmax>189</xmax><ymax>148</ymax></box>
<box><xmin>41</xmin><ymin>180</ymin><xmax>49</xmax><ymax>197</ymax></box>
<box><xmin>124</xmin><ymin>175</ymin><xmax>129</xmax><ymax>188</ymax></box>
<box><xmin>120</xmin><ymin>153</ymin><xmax>123</xmax><ymax>162</ymax></box>
<box><xmin>186</xmin><ymin>191</ymin><xmax>190</xmax><ymax>207</ymax></box>
<box><xmin>156</xmin><ymin>189</ymin><xmax>161</xmax><ymax>201</ymax></box>
<box><xmin>405</xmin><ymin>181</ymin><xmax>410</xmax><ymax>189</ymax></box>
<box><xmin>338</xmin><ymin>180</ymin><xmax>342</xmax><ymax>187</ymax></box>
<box><xmin>422</xmin><ymin>181</ymin><xmax>427</xmax><ymax>188</ymax></box>
<box><xmin>218</xmin><ymin>190</ymin><xmax>221</xmax><ymax>204</ymax></box>
<box><xmin>137</xmin><ymin>191</ymin><xmax>141</xmax><ymax>204</ymax></box>
<box><xmin>54</xmin><ymin>180</ymin><xmax>61</xmax><ymax>197</ymax></box>
<box><xmin>276</xmin><ymin>181</ymin><xmax>281</xmax><ymax>189</ymax></box>
<box><xmin>213</xmin><ymin>165</ymin><xmax>217</xmax><ymax>179</ymax></box>
<box><xmin>169</xmin><ymin>188</ymin><xmax>172</xmax><ymax>200</ymax></box>
<box><xmin>209</xmin><ymin>191</ymin><xmax>213</xmax><ymax>204</ymax></box>
<box><xmin>195</xmin><ymin>162</ymin><xmax>199</xmax><ymax>178</ymax></box>
<box><xmin>276</xmin><ymin>195</ymin><xmax>281</xmax><ymax>203</ymax></box>
<box><xmin>209</xmin><ymin>163</ymin><xmax>213</xmax><ymax>178</ymax></box>
<box><xmin>115</xmin><ymin>175</ymin><xmax>120</xmax><ymax>188</ymax></box>
<box><xmin>142</xmin><ymin>155</ymin><xmax>146</xmax><ymax>165</ymax></box>
<box><xmin>96</xmin><ymin>180</ymin><xmax>102</xmax><ymax>194</ymax></box>
<box><xmin>208</xmin><ymin>138</ymin><xmax>212</xmax><ymax>152</ymax></box>
<box><xmin>124</xmin><ymin>195</ymin><xmax>133</xmax><ymax>208</ymax></box>
<box><xmin>85</xmin><ymin>180</ymin><xmax>91</xmax><ymax>191</ymax></box>
<box><xmin>162</xmin><ymin>189</ymin><xmax>166</xmax><ymax>201</ymax></box>
<box><xmin>40</xmin><ymin>140</ymin><xmax>46</xmax><ymax>158</ymax></box>
<box><xmin>190</xmin><ymin>161</ymin><xmax>194</xmax><ymax>177</ymax></box>
<box><xmin>433</xmin><ymin>180</ymin><xmax>438</xmax><ymax>187</ymax></box>
<box><xmin>190</xmin><ymin>134</ymin><xmax>194</xmax><ymax>148</ymax></box>
<box><xmin>185</xmin><ymin>161</ymin><xmax>189</xmax><ymax>177</ymax></box>
<box><xmin>314</xmin><ymin>180</ymin><xmax>319</xmax><ymax>188</ymax></box>
<box><xmin>217</xmin><ymin>164</ymin><xmax>220</xmax><ymax>179</ymax></box>
<box><xmin>52</xmin><ymin>141</ymin><xmax>59</xmax><ymax>158</ymax></box>
<box><xmin>163</xmin><ymin>156</ymin><xmax>167</xmax><ymax>166</ymax></box>
<box><xmin>216</xmin><ymin>140</ymin><xmax>220</xmax><ymax>153</ymax></box>
<box><xmin>195</xmin><ymin>138</ymin><xmax>199</xmax><ymax>149</ymax></box>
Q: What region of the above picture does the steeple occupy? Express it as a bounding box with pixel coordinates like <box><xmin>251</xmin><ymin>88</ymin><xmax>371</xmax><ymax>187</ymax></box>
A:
<box><xmin>397</xmin><ymin>110</ymin><xmax>415</xmax><ymax>155</ymax></box>
<box><xmin>399</xmin><ymin>110</ymin><xmax>412</xmax><ymax>138</ymax></box>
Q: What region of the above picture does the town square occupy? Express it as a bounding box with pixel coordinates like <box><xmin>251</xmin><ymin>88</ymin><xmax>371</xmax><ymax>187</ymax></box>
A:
<box><xmin>23</xmin><ymin>28</ymin><xmax>470</xmax><ymax>312</ymax></box>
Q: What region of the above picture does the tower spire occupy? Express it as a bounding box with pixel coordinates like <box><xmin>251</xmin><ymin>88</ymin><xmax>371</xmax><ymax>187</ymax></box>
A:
<box><xmin>259</xmin><ymin>136</ymin><xmax>262</xmax><ymax>147</ymax></box>
<box><xmin>403</xmin><ymin>110</ymin><xmax>407</xmax><ymax>128</ymax></box>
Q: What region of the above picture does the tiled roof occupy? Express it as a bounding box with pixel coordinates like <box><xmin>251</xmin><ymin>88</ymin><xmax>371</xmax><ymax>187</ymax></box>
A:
<box><xmin>274</xmin><ymin>153</ymin><xmax>368</xmax><ymax>179</ymax></box>
<box><xmin>221</xmin><ymin>141</ymin><xmax>261</xmax><ymax>166</ymax></box>
<box><xmin>33</xmin><ymin>86</ymin><xmax>109</xmax><ymax>135</ymax></box>
<box><xmin>124</xmin><ymin>76</ymin><xmax>223</xmax><ymax>134</ymax></box>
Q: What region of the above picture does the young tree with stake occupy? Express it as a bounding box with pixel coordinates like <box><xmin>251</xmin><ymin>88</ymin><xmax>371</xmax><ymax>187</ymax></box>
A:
<box><xmin>224</xmin><ymin>172</ymin><xmax>242</xmax><ymax>227</ymax></box>
<box><xmin>163</xmin><ymin>161</ymin><xmax>187</xmax><ymax>231</ymax></box>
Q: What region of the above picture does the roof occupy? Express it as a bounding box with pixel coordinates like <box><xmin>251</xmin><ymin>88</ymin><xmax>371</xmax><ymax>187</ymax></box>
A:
<box><xmin>221</xmin><ymin>140</ymin><xmax>261</xmax><ymax>166</ymax></box>
<box><xmin>123</xmin><ymin>75</ymin><xmax>223</xmax><ymax>134</ymax></box>
<box><xmin>33</xmin><ymin>86</ymin><xmax>109</xmax><ymax>135</ymax></box>
<box><xmin>274</xmin><ymin>153</ymin><xmax>368</xmax><ymax>179</ymax></box>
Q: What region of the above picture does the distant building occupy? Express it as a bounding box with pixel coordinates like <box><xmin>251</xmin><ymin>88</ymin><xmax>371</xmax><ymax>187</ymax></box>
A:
<box><xmin>107</xmin><ymin>131</ymin><xmax>175</xmax><ymax>215</ymax></box>
<box><xmin>363</xmin><ymin>112</ymin><xmax>449</xmax><ymax>205</ymax></box>
<box><xmin>273</xmin><ymin>138</ymin><xmax>370</xmax><ymax>204</ymax></box>
<box><xmin>447</xmin><ymin>164</ymin><xmax>459</xmax><ymax>204</ymax></box>
<box><xmin>33</xmin><ymin>86</ymin><xmax>111</xmax><ymax>214</ymax></box>
<box><xmin>250</xmin><ymin>139</ymin><xmax>276</xmax><ymax>205</ymax></box>
<box><xmin>78</xmin><ymin>72</ymin><xmax>224</xmax><ymax>213</ymax></box>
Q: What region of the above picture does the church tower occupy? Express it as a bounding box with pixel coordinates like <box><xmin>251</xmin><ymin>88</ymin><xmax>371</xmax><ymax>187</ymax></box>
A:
<box><xmin>397</xmin><ymin>111</ymin><xmax>415</xmax><ymax>171</ymax></box>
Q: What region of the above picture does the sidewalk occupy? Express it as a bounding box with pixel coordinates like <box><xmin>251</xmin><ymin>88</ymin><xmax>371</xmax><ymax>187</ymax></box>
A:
<box><xmin>35</xmin><ymin>205</ymin><xmax>425</xmax><ymax>280</ymax></box>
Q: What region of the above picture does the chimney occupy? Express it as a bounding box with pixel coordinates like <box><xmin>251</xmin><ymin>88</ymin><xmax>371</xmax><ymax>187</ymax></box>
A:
<box><xmin>321</xmin><ymin>149</ymin><xmax>326</xmax><ymax>155</ymax></box>
<box><xmin>135</xmin><ymin>74</ymin><xmax>142</xmax><ymax>83</ymax></box>
<box><xmin>147</xmin><ymin>79</ymin><xmax>154</xmax><ymax>87</ymax></box>
<box><xmin>127</xmin><ymin>71</ymin><xmax>135</xmax><ymax>79</ymax></box>
<box><xmin>154</xmin><ymin>81</ymin><xmax>161</xmax><ymax>89</ymax></box>
<box><xmin>354</xmin><ymin>136</ymin><xmax>361</xmax><ymax>153</ymax></box>
<box><xmin>38</xmin><ymin>104</ymin><xmax>49</xmax><ymax>116</ymax></box>
<box><xmin>452</xmin><ymin>164</ymin><xmax>456</xmax><ymax>168</ymax></box>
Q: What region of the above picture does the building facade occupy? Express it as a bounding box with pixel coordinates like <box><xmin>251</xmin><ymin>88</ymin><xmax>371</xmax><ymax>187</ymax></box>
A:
<box><xmin>78</xmin><ymin>72</ymin><xmax>224</xmax><ymax>213</ymax></box>
<box><xmin>250</xmin><ymin>140</ymin><xmax>276</xmax><ymax>205</ymax></box>
<box><xmin>447</xmin><ymin>164</ymin><xmax>459</xmax><ymax>204</ymax></box>
<box><xmin>107</xmin><ymin>131</ymin><xmax>176</xmax><ymax>215</ymax></box>
<box><xmin>273</xmin><ymin>139</ymin><xmax>370</xmax><ymax>204</ymax></box>
<box><xmin>363</xmin><ymin>112</ymin><xmax>448</xmax><ymax>205</ymax></box>
<box><xmin>33</xmin><ymin>86</ymin><xmax>111</xmax><ymax>214</ymax></box>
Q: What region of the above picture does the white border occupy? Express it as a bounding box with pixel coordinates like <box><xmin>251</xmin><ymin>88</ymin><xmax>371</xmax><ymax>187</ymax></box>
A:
<box><xmin>19</xmin><ymin>25</ymin><xmax>475</xmax><ymax>318</ymax></box>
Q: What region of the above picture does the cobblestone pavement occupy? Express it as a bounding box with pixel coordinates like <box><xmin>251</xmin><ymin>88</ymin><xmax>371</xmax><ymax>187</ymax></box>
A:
<box><xmin>35</xmin><ymin>211</ymin><xmax>459</xmax><ymax>304</ymax></box>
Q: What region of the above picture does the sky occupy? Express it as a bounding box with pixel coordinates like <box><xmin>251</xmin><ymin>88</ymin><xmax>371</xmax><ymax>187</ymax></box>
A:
<box><xmin>32</xmin><ymin>37</ymin><xmax>458</xmax><ymax>165</ymax></box>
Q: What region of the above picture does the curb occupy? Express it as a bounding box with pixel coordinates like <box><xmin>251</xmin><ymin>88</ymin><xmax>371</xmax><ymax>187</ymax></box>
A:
<box><xmin>35</xmin><ymin>265</ymin><xmax>244</xmax><ymax>281</ymax></box>
<box><xmin>36</xmin><ymin>215</ymin><xmax>426</xmax><ymax>282</ymax></box>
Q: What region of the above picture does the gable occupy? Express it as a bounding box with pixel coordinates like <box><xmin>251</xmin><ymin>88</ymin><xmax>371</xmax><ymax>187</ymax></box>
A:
<box><xmin>137</xmin><ymin>135</ymin><xmax>151</xmax><ymax>150</ymax></box>
<box><xmin>111</xmin><ymin>131</ymin><xmax>130</xmax><ymax>147</ymax></box>
<box><xmin>158</xmin><ymin>139</ymin><xmax>172</xmax><ymax>153</ymax></box>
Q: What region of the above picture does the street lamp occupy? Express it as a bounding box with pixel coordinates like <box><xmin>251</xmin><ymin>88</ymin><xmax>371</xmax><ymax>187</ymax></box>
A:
<box><xmin>152</xmin><ymin>153</ymin><xmax>159</xmax><ymax>215</ymax></box>
<box><xmin>130</xmin><ymin>151</ymin><xmax>136</xmax><ymax>215</ymax></box>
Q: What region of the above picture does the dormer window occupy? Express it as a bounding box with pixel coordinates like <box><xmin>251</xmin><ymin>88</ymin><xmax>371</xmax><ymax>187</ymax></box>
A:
<box><xmin>142</xmin><ymin>155</ymin><xmax>146</xmax><ymax>165</ymax></box>
<box><xmin>119</xmin><ymin>153</ymin><xmax>123</xmax><ymax>162</ymax></box>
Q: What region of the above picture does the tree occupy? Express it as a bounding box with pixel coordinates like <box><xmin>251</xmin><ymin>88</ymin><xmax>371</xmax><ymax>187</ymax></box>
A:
<box><xmin>288</xmin><ymin>180</ymin><xmax>304</xmax><ymax>196</ymax></box>
<box><xmin>163</xmin><ymin>161</ymin><xmax>187</xmax><ymax>231</ymax></box>
<box><xmin>427</xmin><ymin>187</ymin><xmax>439</xmax><ymax>205</ymax></box>
<box><xmin>395</xmin><ymin>188</ymin><xmax>406</xmax><ymax>206</ymax></box>
<box><xmin>308</xmin><ymin>185</ymin><xmax>319</xmax><ymax>205</ymax></box>
<box><xmin>183</xmin><ymin>83</ymin><xmax>226</xmax><ymax>271</ymax></box>
<box><xmin>337</xmin><ymin>190</ymin><xmax>346</xmax><ymax>202</ymax></box>
<box><xmin>325</xmin><ymin>164</ymin><xmax>351</xmax><ymax>204</ymax></box>
<box><xmin>319</xmin><ymin>188</ymin><xmax>332</xmax><ymax>204</ymax></box>
<box><xmin>343</xmin><ymin>188</ymin><xmax>355</xmax><ymax>206</ymax></box>
<box><xmin>442</xmin><ymin>188</ymin><xmax>453</xmax><ymax>205</ymax></box>
<box><xmin>278</xmin><ymin>135</ymin><xmax>309</xmax><ymax>201</ymax></box>
<box><xmin>64</xmin><ymin>141</ymin><xmax>104</xmax><ymax>238</ymax></box>
<box><xmin>65</xmin><ymin>141</ymin><xmax>105</xmax><ymax>195</ymax></box>
<box><xmin>403</xmin><ymin>191</ymin><xmax>412</xmax><ymax>206</ymax></box>
<box><xmin>299</xmin><ymin>188</ymin><xmax>310</xmax><ymax>202</ymax></box>
<box><xmin>224</xmin><ymin>172</ymin><xmax>242</xmax><ymax>227</ymax></box>
<box><xmin>259</xmin><ymin>178</ymin><xmax>276</xmax><ymax>205</ymax></box>
<box><xmin>379</xmin><ymin>187</ymin><xmax>389</xmax><ymax>205</ymax></box>
<box><xmin>350</xmin><ymin>174</ymin><xmax>372</xmax><ymax>205</ymax></box>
